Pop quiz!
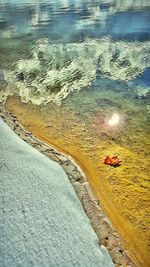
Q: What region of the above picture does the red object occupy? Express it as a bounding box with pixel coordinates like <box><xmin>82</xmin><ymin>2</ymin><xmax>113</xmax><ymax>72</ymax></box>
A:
<box><xmin>104</xmin><ymin>156</ymin><xmax>121</xmax><ymax>166</ymax></box>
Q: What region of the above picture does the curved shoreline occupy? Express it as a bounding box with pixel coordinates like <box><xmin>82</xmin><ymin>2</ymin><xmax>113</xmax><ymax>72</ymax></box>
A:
<box><xmin>0</xmin><ymin>102</ymin><xmax>136</xmax><ymax>267</ymax></box>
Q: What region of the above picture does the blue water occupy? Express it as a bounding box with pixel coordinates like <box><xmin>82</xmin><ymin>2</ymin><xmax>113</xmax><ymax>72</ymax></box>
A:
<box><xmin>0</xmin><ymin>0</ymin><xmax>150</xmax><ymax>104</ymax></box>
<box><xmin>128</xmin><ymin>67</ymin><xmax>150</xmax><ymax>88</ymax></box>
<box><xmin>0</xmin><ymin>0</ymin><xmax>150</xmax><ymax>41</ymax></box>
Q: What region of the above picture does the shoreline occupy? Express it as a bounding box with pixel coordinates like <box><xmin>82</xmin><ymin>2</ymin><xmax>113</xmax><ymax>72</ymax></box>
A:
<box><xmin>0</xmin><ymin>102</ymin><xmax>136</xmax><ymax>267</ymax></box>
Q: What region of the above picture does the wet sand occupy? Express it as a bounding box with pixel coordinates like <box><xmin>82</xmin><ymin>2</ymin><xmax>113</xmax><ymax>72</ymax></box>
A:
<box><xmin>3</xmin><ymin>94</ymin><xmax>150</xmax><ymax>267</ymax></box>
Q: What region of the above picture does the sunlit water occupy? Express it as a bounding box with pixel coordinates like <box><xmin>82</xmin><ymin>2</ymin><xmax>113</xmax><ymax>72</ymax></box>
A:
<box><xmin>0</xmin><ymin>1</ymin><xmax>150</xmax><ymax>266</ymax></box>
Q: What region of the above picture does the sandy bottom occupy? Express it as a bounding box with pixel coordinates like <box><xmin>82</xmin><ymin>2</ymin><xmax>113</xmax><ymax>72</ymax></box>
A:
<box><xmin>5</xmin><ymin>94</ymin><xmax>150</xmax><ymax>267</ymax></box>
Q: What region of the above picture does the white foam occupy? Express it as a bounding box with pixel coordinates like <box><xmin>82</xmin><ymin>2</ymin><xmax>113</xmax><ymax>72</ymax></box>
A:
<box><xmin>1</xmin><ymin>37</ymin><xmax>150</xmax><ymax>105</ymax></box>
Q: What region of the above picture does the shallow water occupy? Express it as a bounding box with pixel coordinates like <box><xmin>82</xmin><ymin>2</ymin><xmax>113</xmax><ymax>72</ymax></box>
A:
<box><xmin>0</xmin><ymin>1</ymin><xmax>150</xmax><ymax>266</ymax></box>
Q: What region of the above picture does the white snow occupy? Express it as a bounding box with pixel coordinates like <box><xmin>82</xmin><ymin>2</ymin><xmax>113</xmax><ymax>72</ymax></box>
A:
<box><xmin>0</xmin><ymin>119</ymin><xmax>114</xmax><ymax>267</ymax></box>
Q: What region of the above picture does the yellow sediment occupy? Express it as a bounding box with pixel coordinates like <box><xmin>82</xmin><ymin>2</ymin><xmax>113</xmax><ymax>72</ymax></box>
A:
<box><xmin>5</xmin><ymin>96</ymin><xmax>150</xmax><ymax>267</ymax></box>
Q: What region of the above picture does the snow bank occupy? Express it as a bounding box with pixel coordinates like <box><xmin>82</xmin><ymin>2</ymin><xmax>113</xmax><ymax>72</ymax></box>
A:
<box><xmin>0</xmin><ymin>119</ymin><xmax>114</xmax><ymax>267</ymax></box>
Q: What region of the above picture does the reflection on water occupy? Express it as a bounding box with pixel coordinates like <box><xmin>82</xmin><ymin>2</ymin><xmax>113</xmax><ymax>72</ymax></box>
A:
<box><xmin>0</xmin><ymin>0</ymin><xmax>150</xmax><ymax>41</ymax></box>
<box><xmin>0</xmin><ymin>1</ymin><xmax>150</xmax><ymax>267</ymax></box>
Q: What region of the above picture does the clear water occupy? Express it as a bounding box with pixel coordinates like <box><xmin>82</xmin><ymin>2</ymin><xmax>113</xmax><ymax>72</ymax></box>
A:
<box><xmin>0</xmin><ymin>1</ymin><xmax>150</xmax><ymax>266</ymax></box>
<box><xmin>0</xmin><ymin>0</ymin><xmax>150</xmax><ymax>104</ymax></box>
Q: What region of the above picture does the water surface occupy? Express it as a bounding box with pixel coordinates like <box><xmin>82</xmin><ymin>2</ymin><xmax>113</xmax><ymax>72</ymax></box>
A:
<box><xmin>0</xmin><ymin>1</ymin><xmax>150</xmax><ymax>266</ymax></box>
